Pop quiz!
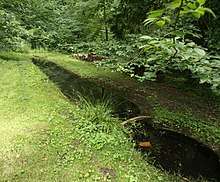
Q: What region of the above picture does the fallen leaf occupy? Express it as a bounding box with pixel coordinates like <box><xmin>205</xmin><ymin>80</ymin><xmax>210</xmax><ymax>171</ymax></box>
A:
<box><xmin>138</xmin><ymin>141</ymin><xmax>152</xmax><ymax>148</ymax></box>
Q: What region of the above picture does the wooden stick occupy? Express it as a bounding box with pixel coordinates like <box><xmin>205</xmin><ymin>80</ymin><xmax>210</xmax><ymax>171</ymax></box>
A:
<box><xmin>122</xmin><ymin>115</ymin><xmax>153</xmax><ymax>125</ymax></box>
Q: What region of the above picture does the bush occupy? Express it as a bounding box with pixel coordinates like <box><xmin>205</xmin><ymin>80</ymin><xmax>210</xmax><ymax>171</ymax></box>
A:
<box><xmin>0</xmin><ymin>10</ymin><xmax>30</xmax><ymax>51</ymax></box>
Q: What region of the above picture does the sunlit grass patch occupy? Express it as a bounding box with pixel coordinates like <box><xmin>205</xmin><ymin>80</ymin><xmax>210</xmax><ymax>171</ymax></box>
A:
<box><xmin>0</xmin><ymin>53</ymin><xmax>182</xmax><ymax>181</ymax></box>
<box><xmin>0</xmin><ymin>57</ymin><xmax>73</xmax><ymax>180</ymax></box>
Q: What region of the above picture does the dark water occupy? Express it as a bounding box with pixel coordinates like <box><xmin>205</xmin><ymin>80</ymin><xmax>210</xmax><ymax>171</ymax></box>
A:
<box><xmin>33</xmin><ymin>57</ymin><xmax>220</xmax><ymax>181</ymax></box>
<box><xmin>133</xmin><ymin>122</ymin><xmax>220</xmax><ymax>181</ymax></box>
<box><xmin>32</xmin><ymin>57</ymin><xmax>140</xmax><ymax>119</ymax></box>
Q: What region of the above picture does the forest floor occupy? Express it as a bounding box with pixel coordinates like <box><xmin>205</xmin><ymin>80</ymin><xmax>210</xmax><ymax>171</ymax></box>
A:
<box><xmin>0</xmin><ymin>51</ymin><xmax>219</xmax><ymax>181</ymax></box>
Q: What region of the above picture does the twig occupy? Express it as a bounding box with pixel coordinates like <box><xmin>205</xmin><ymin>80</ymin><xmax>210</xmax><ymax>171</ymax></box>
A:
<box><xmin>122</xmin><ymin>115</ymin><xmax>153</xmax><ymax>125</ymax></box>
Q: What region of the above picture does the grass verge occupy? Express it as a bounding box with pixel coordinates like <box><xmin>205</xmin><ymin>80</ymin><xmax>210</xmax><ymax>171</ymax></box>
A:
<box><xmin>27</xmin><ymin>50</ymin><xmax>220</xmax><ymax>151</ymax></box>
<box><xmin>0</xmin><ymin>54</ymin><xmax>180</xmax><ymax>181</ymax></box>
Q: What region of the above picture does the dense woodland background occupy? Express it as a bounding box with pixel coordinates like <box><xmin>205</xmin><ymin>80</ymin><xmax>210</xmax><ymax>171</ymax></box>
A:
<box><xmin>0</xmin><ymin>0</ymin><xmax>220</xmax><ymax>93</ymax></box>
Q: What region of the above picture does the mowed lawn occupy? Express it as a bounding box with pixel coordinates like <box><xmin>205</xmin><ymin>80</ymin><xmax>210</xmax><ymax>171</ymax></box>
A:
<box><xmin>0</xmin><ymin>54</ymin><xmax>178</xmax><ymax>182</ymax></box>
<box><xmin>0</xmin><ymin>58</ymin><xmax>79</xmax><ymax>181</ymax></box>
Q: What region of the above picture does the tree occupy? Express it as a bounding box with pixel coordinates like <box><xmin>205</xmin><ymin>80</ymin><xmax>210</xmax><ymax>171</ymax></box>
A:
<box><xmin>139</xmin><ymin>0</ymin><xmax>219</xmax><ymax>92</ymax></box>
<box><xmin>109</xmin><ymin>0</ymin><xmax>170</xmax><ymax>39</ymax></box>
<box><xmin>0</xmin><ymin>9</ymin><xmax>27</xmax><ymax>51</ymax></box>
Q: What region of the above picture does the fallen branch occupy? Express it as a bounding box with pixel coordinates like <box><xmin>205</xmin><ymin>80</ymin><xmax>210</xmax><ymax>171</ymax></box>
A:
<box><xmin>122</xmin><ymin>115</ymin><xmax>153</xmax><ymax>125</ymax></box>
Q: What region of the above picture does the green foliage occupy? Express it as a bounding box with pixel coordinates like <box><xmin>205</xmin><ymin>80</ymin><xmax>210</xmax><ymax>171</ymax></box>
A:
<box><xmin>109</xmin><ymin>0</ymin><xmax>169</xmax><ymax>38</ymax></box>
<box><xmin>62</xmin><ymin>40</ymin><xmax>132</xmax><ymax>55</ymax></box>
<box><xmin>62</xmin><ymin>35</ymin><xmax>150</xmax><ymax>79</ymax></box>
<box><xmin>1</xmin><ymin>0</ymin><xmax>120</xmax><ymax>50</ymax></box>
<box><xmin>145</xmin><ymin>0</ymin><xmax>215</xmax><ymax>27</ymax></box>
<box><xmin>139</xmin><ymin>0</ymin><xmax>220</xmax><ymax>93</ymax></box>
<box><xmin>0</xmin><ymin>10</ymin><xmax>29</xmax><ymax>51</ymax></box>
<box><xmin>139</xmin><ymin>35</ymin><xmax>220</xmax><ymax>89</ymax></box>
<box><xmin>201</xmin><ymin>0</ymin><xmax>220</xmax><ymax>51</ymax></box>
<box><xmin>0</xmin><ymin>0</ymin><xmax>219</xmax><ymax>93</ymax></box>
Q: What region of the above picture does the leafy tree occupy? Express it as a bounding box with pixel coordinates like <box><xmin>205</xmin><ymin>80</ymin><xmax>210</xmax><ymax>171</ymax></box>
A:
<box><xmin>2</xmin><ymin>0</ymin><xmax>56</xmax><ymax>48</ymax></box>
<box><xmin>109</xmin><ymin>0</ymin><xmax>170</xmax><ymax>39</ymax></box>
<box><xmin>0</xmin><ymin>9</ymin><xmax>28</xmax><ymax>51</ymax></box>
<box><xmin>139</xmin><ymin>0</ymin><xmax>219</xmax><ymax>92</ymax></box>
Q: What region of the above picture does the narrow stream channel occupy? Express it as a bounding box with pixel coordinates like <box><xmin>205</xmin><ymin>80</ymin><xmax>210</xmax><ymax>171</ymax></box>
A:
<box><xmin>32</xmin><ymin>57</ymin><xmax>220</xmax><ymax>182</ymax></box>
<box><xmin>32</xmin><ymin>57</ymin><xmax>139</xmax><ymax>119</ymax></box>
<box><xmin>132</xmin><ymin>122</ymin><xmax>220</xmax><ymax>181</ymax></box>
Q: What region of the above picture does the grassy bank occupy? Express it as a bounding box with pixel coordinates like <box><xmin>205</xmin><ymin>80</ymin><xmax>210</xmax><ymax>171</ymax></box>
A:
<box><xmin>0</xmin><ymin>53</ymin><xmax>178</xmax><ymax>181</ymax></box>
<box><xmin>26</xmin><ymin>51</ymin><xmax>220</xmax><ymax>151</ymax></box>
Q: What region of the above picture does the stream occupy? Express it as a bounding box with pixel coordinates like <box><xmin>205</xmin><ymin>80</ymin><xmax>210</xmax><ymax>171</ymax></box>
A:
<box><xmin>32</xmin><ymin>57</ymin><xmax>220</xmax><ymax>181</ymax></box>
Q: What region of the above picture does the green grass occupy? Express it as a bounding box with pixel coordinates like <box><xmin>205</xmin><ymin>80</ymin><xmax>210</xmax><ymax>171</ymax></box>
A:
<box><xmin>153</xmin><ymin>106</ymin><xmax>220</xmax><ymax>144</ymax></box>
<box><xmin>146</xmin><ymin>93</ymin><xmax>220</xmax><ymax>149</ymax></box>
<box><xmin>0</xmin><ymin>54</ymin><xmax>179</xmax><ymax>181</ymax></box>
<box><xmin>31</xmin><ymin>50</ymin><xmax>220</xmax><ymax>148</ymax></box>
<box><xmin>31</xmin><ymin>51</ymin><xmax>123</xmax><ymax>79</ymax></box>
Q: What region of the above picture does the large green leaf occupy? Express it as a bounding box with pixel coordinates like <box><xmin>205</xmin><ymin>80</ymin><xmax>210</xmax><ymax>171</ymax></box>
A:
<box><xmin>148</xmin><ymin>9</ymin><xmax>164</xmax><ymax>18</ymax></box>
<box><xmin>195</xmin><ymin>8</ymin><xmax>205</xmax><ymax>16</ymax></box>
<box><xmin>156</xmin><ymin>20</ymin><xmax>166</xmax><ymax>27</ymax></box>
<box><xmin>197</xmin><ymin>0</ymin><xmax>206</xmax><ymax>6</ymax></box>
<box><xmin>171</xmin><ymin>0</ymin><xmax>181</xmax><ymax>8</ymax></box>
<box><xmin>192</xmin><ymin>12</ymin><xmax>201</xmax><ymax>19</ymax></box>
<box><xmin>197</xmin><ymin>7</ymin><xmax>216</xmax><ymax>18</ymax></box>
<box><xmin>188</xmin><ymin>2</ymin><xmax>197</xmax><ymax>10</ymax></box>
<box><xmin>194</xmin><ymin>48</ymin><xmax>206</xmax><ymax>56</ymax></box>
<box><xmin>162</xmin><ymin>16</ymin><xmax>172</xmax><ymax>23</ymax></box>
